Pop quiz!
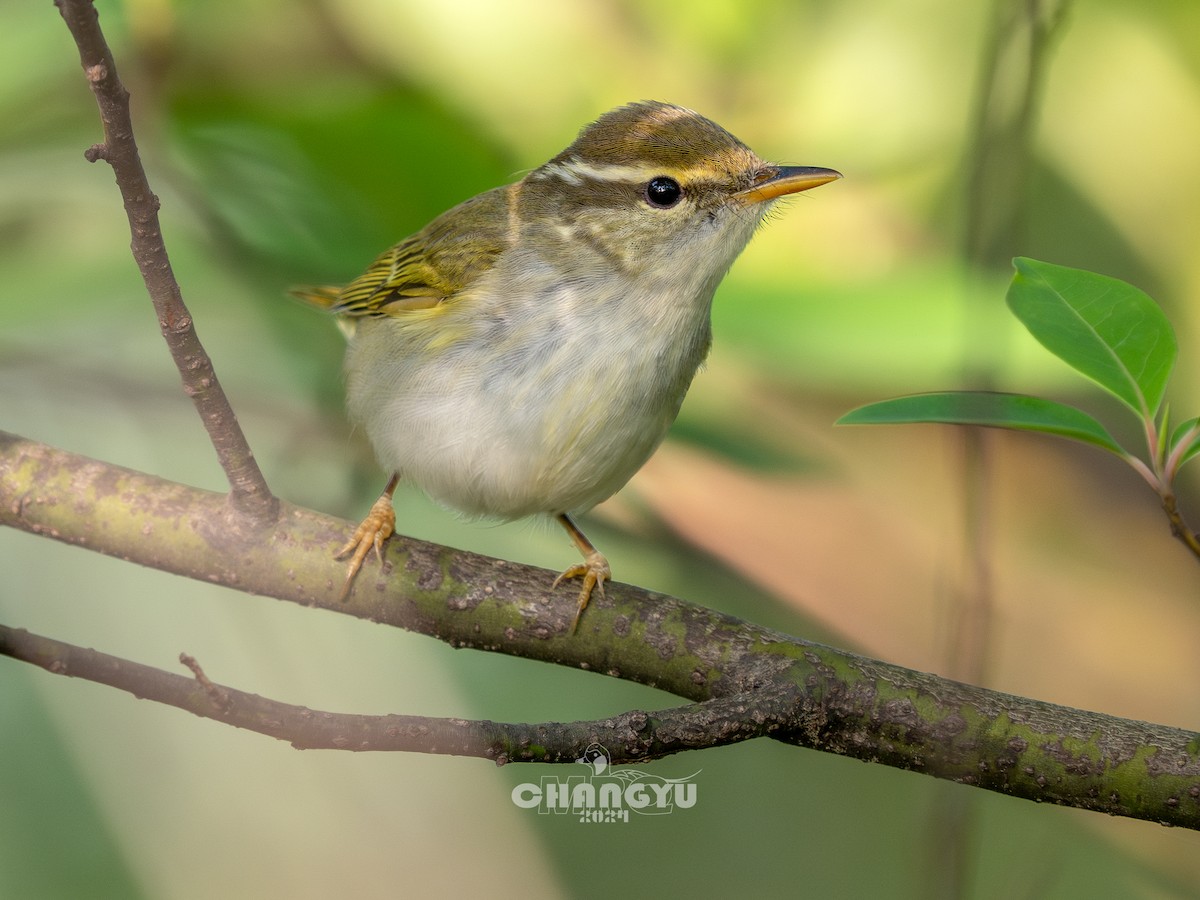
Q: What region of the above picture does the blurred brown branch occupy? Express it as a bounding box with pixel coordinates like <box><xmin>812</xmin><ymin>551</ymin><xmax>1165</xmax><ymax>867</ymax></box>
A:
<box><xmin>941</xmin><ymin>2</ymin><xmax>1071</xmax><ymax>891</ymax></box>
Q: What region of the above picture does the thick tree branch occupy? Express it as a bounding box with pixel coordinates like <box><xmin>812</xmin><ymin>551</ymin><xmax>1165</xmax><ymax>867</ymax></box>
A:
<box><xmin>3</xmin><ymin>430</ymin><xmax>1200</xmax><ymax>829</ymax></box>
<box><xmin>54</xmin><ymin>0</ymin><xmax>276</xmax><ymax>523</ymax></box>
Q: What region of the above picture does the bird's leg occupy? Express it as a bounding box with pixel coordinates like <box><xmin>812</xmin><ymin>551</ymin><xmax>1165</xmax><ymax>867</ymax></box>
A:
<box><xmin>335</xmin><ymin>473</ymin><xmax>399</xmax><ymax>601</ymax></box>
<box><xmin>552</xmin><ymin>513</ymin><xmax>611</xmax><ymax>633</ymax></box>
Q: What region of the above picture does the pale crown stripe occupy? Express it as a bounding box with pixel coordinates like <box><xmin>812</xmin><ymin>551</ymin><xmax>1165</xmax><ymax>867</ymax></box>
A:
<box><xmin>539</xmin><ymin>157</ymin><xmax>660</xmax><ymax>186</ymax></box>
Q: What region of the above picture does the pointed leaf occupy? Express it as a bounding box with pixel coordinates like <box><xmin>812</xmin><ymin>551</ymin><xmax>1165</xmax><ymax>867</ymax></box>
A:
<box><xmin>838</xmin><ymin>391</ymin><xmax>1126</xmax><ymax>456</ymax></box>
<box><xmin>1007</xmin><ymin>258</ymin><xmax>1176</xmax><ymax>418</ymax></box>
<box><xmin>1158</xmin><ymin>403</ymin><xmax>1172</xmax><ymax>469</ymax></box>
<box><xmin>1170</xmin><ymin>417</ymin><xmax>1200</xmax><ymax>471</ymax></box>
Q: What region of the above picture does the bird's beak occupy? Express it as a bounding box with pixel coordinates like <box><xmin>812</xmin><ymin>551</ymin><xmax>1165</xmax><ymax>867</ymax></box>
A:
<box><xmin>733</xmin><ymin>165</ymin><xmax>842</xmax><ymax>205</ymax></box>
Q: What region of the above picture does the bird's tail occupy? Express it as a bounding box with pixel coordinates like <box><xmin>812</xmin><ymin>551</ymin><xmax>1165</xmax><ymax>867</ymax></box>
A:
<box><xmin>289</xmin><ymin>285</ymin><xmax>344</xmax><ymax>311</ymax></box>
<box><xmin>289</xmin><ymin>285</ymin><xmax>358</xmax><ymax>339</ymax></box>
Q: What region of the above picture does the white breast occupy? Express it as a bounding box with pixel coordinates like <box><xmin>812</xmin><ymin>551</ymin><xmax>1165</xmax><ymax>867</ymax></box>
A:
<box><xmin>344</xmin><ymin>260</ymin><xmax>715</xmax><ymax>520</ymax></box>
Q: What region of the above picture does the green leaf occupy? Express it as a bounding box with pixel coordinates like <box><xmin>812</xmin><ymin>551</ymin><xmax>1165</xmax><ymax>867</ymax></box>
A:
<box><xmin>1007</xmin><ymin>258</ymin><xmax>1176</xmax><ymax>418</ymax></box>
<box><xmin>837</xmin><ymin>391</ymin><xmax>1127</xmax><ymax>456</ymax></box>
<box><xmin>1169</xmin><ymin>417</ymin><xmax>1200</xmax><ymax>471</ymax></box>
<box><xmin>1157</xmin><ymin>403</ymin><xmax>1172</xmax><ymax>468</ymax></box>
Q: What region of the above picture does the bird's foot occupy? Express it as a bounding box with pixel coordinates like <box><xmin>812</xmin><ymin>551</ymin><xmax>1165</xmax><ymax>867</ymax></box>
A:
<box><xmin>335</xmin><ymin>493</ymin><xmax>396</xmax><ymax>600</ymax></box>
<box><xmin>553</xmin><ymin>549</ymin><xmax>611</xmax><ymax>633</ymax></box>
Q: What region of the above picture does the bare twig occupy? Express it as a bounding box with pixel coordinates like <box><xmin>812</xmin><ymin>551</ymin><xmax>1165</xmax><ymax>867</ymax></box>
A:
<box><xmin>178</xmin><ymin>653</ymin><xmax>231</xmax><ymax>711</ymax></box>
<box><xmin>1161</xmin><ymin>491</ymin><xmax>1200</xmax><ymax>561</ymax></box>
<box><xmin>53</xmin><ymin>0</ymin><xmax>277</xmax><ymax>524</ymax></box>
<box><xmin>3</xmin><ymin>430</ymin><xmax>1200</xmax><ymax>829</ymax></box>
<box><xmin>2</xmin><ymin>625</ymin><xmax>793</xmax><ymax>760</ymax></box>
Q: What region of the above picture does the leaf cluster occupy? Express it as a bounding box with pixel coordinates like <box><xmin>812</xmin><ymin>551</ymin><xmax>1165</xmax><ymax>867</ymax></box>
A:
<box><xmin>841</xmin><ymin>258</ymin><xmax>1200</xmax><ymax>507</ymax></box>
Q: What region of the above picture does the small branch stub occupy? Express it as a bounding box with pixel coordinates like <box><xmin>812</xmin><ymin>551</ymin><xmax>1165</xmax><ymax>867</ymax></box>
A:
<box><xmin>180</xmin><ymin>653</ymin><xmax>230</xmax><ymax>711</ymax></box>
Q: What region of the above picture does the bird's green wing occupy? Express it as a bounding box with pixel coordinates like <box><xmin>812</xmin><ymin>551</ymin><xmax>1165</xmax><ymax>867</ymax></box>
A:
<box><xmin>291</xmin><ymin>186</ymin><xmax>511</xmax><ymax>317</ymax></box>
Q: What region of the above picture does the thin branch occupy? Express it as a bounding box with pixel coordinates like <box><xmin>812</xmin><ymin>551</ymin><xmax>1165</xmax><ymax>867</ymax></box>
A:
<box><xmin>53</xmin><ymin>0</ymin><xmax>277</xmax><ymax>524</ymax></box>
<box><xmin>0</xmin><ymin>625</ymin><xmax>792</xmax><ymax>760</ymax></box>
<box><xmin>3</xmin><ymin>430</ymin><xmax>1200</xmax><ymax>829</ymax></box>
<box><xmin>1161</xmin><ymin>491</ymin><xmax>1200</xmax><ymax>561</ymax></box>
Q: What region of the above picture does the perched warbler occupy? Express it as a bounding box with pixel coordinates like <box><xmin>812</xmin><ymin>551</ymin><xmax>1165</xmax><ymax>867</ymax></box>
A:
<box><xmin>294</xmin><ymin>100</ymin><xmax>839</xmax><ymax>631</ymax></box>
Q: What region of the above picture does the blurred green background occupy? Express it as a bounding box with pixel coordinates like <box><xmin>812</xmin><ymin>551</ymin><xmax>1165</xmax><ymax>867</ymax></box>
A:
<box><xmin>4</xmin><ymin>0</ymin><xmax>1200</xmax><ymax>897</ymax></box>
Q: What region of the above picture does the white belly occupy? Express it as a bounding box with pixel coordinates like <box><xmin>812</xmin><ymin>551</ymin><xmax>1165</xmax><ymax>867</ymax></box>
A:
<box><xmin>343</xmin><ymin>277</ymin><xmax>713</xmax><ymax>520</ymax></box>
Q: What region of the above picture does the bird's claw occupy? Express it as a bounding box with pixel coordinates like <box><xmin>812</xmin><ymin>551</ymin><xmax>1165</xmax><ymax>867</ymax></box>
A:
<box><xmin>553</xmin><ymin>550</ymin><xmax>611</xmax><ymax>633</ymax></box>
<box><xmin>335</xmin><ymin>494</ymin><xmax>396</xmax><ymax>600</ymax></box>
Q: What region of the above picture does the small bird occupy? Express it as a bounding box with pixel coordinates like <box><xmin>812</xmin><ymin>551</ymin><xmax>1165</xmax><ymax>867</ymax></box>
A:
<box><xmin>294</xmin><ymin>101</ymin><xmax>839</xmax><ymax>631</ymax></box>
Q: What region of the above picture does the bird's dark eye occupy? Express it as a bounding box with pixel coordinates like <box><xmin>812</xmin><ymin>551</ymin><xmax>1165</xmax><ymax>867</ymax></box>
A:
<box><xmin>644</xmin><ymin>176</ymin><xmax>683</xmax><ymax>208</ymax></box>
